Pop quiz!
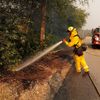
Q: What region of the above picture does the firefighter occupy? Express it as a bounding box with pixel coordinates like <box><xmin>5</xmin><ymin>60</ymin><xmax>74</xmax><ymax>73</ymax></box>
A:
<box><xmin>63</xmin><ymin>26</ymin><xmax>89</xmax><ymax>73</ymax></box>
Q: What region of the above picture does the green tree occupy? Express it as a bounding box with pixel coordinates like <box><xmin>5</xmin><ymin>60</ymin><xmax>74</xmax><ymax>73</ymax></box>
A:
<box><xmin>46</xmin><ymin>0</ymin><xmax>89</xmax><ymax>37</ymax></box>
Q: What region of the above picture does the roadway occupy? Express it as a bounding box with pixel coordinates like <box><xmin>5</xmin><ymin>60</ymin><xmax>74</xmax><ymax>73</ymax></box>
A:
<box><xmin>53</xmin><ymin>67</ymin><xmax>100</xmax><ymax>100</ymax></box>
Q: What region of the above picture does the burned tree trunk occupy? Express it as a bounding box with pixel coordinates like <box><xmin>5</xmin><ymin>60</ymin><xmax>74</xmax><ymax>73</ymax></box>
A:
<box><xmin>40</xmin><ymin>0</ymin><xmax>46</xmax><ymax>45</ymax></box>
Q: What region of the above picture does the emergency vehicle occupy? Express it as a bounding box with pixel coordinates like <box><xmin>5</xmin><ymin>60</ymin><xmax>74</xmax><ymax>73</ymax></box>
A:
<box><xmin>92</xmin><ymin>27</ymin><xmax>100</xmax><ymax>48</ymax></box>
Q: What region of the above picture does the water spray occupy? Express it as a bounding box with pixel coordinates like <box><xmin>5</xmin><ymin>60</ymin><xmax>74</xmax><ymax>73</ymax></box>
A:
<box><xmin>14</xmin><ymin>41</ymin><xmax>63</xmax><ymax>71</ymax></box>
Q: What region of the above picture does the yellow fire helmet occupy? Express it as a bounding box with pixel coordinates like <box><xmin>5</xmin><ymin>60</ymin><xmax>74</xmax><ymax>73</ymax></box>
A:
<box><xmin>67</xmin><ymin>26</ymin><xmax>74</xmax><ymax>32</ymax></box>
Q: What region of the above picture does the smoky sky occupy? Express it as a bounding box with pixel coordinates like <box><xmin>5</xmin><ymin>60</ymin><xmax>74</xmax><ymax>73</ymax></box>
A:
<box><xmin>83</xmin><ymin>0</ymin><xmax>100</xmax><ymax>29</ymax></box>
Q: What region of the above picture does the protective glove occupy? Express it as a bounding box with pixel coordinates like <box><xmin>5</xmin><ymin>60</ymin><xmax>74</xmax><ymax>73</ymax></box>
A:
<box><xmin>63</xmin><ymin>38</ymin><xmax>66</xmax><ymax>43</ymax></box>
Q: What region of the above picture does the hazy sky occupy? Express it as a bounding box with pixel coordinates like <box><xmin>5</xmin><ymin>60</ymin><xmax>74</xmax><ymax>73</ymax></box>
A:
<box><xmin>81</xmin><ymin>0</ymin><xmax>100</xmax><ymax>29</ymax></box>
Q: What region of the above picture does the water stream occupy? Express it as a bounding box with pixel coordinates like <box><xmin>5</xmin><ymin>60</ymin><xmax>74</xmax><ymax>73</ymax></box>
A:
<box><xmin>15</xmin><ymin>41</ymin><xmax>63</xmax><ymax>71</ymax></box>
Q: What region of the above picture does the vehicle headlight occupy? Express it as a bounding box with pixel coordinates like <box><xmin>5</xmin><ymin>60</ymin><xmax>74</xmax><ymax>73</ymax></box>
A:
<box><xmin>95</xmin><ymin>36</ymin><xmax>99</xmax><ymax>41</ymax></box>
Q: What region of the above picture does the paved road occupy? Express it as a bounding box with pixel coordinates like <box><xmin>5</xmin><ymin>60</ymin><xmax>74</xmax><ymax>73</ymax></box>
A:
<box><xmin>53</xmin><ymin>67</ymin><xmax>100</xmax><ymax>100</ymax></box>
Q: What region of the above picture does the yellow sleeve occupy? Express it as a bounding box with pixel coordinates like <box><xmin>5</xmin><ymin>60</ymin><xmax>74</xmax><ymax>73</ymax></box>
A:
<box><xmin>65</xmin><ymin>37</ymin><xmax>79</xmax><ymax>47</ymax></box>
<box><xmin>64</xmin><ymin>41</ymin><xmax>68</xmax><ymax>45</ymax></box>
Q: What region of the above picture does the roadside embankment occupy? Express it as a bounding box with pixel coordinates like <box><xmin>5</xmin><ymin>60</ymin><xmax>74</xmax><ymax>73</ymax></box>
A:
<box><xmin>0</xmin><ymin>49</ymin><xmax>72</xmax><ymax>100</ymax></box>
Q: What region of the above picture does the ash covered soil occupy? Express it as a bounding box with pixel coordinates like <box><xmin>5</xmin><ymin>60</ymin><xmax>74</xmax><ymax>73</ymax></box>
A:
<box><xmin>0</xmin><ymin>49</ymin><xmax>72</xmax><ymax>100</ymax></box>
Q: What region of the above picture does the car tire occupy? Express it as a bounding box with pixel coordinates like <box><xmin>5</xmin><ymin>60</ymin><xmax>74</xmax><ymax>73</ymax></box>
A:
<box><xmin>92</xmin><ymin>44</ymin><xmax>96</xmax><ymax>49</ymax></box>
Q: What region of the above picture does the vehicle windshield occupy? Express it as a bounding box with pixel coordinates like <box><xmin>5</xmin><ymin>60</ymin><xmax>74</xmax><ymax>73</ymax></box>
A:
<box><xmin>95</xmin><ymin>28</ymin><xmax>100</xmax><ymax>33</ymax></box>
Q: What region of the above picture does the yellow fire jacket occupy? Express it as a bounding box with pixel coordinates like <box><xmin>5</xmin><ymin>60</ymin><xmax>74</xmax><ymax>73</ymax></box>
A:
<box><xmin>64</xmin><ymin>29</ymin><xmax>82</xmax><ymax>48</ymax></box>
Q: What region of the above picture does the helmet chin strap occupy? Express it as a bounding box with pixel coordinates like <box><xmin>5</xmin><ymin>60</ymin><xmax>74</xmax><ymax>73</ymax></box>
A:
<box><xmin>69</xmin><ymin>32</ymin><xmax>71</xmax><ymax>36</ymax></box>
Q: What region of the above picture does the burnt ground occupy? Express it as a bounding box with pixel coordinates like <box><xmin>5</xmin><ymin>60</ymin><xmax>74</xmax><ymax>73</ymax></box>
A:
<box><xmin>0</xmin><ymin>49</ymin><xmax>73</xmax><ymax>81</ymax></box>
<box><xmin>0</xmin><ymin>48</ymin><xmax>73</xmax><ymax>100</ymax></box>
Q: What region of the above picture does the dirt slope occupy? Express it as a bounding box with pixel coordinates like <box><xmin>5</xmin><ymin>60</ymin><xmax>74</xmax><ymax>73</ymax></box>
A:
<box><xmin>0</xmin><ymin>49</ymin><xmax>72</xmax><ymax>100</ymax></box>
